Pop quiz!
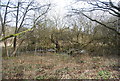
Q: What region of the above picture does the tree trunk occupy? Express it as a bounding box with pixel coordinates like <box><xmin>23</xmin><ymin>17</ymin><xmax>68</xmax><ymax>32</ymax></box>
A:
<box><xmin>13</xmin><ymin>36</ymin><xmax>17</xmax><ymax>49</ymax></box>
<box><xmin>12</xmin><ymin>36</ymin><xmax>17</xmax><ymax>56</ymax></box>
<box><xmin>76</xmin><ymin>33</ymin><xmax>79</xmax><ymax>43</ymax></box>
<box><xmin>11</xmin><ymin>39</ymin><xmax>24</xmax><ymax>56</ymax></box>
<box><xmin>4</xmin><ymin>40</ymin><xmax>8</xmax><ymax>56</ymax></box>
<box><xmin>55</xmin><ymin>41</ymin><xmax>60</xmax><ymax>52</ymax></box>
<box><xmin>50</xmin><ymin>34</ymin><xmax>60</xmax><ymax>52</ymax></box>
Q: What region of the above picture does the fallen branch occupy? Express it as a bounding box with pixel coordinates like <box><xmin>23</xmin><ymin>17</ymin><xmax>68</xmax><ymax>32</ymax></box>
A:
<box><xmin>0</xmin><ymin>28</ymin><xmax>33</xmax><ymax>42</ymax></box>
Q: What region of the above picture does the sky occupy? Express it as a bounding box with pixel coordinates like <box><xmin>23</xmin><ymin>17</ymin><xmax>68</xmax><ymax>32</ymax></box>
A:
<box><xmin>36</xmin><ymin>0</ymin><xmax>74</xmax><ymax>18</ymax></box>
<box><xmin>36</xmin><ymin>0</ymin><xmax>120</xmax><ymax>18</ymax></box>
<box><xmin>1</xmin><ymin>0</ymin><xmax>119</xmax><ymax>27</ymax></box>
<box><xmin>2</xmin><ymin>0</ymin><xmax>119</xmax><ymax>18</ymax></box>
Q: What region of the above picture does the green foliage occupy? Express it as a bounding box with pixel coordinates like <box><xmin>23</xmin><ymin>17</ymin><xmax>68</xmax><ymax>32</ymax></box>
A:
<box><xmin>76</xmin><ymin>60</ymin><xmax>85</xmax><ymax>63</ymax></box>
<box><xmin>98</xmin><ymin>70</ymin><xmax>111</xmax><ymax>79</ymax></box>
<box><xmin>55</xmin><ymin>67</ymin><xmax>69</xmax><ymax>74</ymax></box>
<box><xmin>36</xmin><ymin>75</ymin><xmax>46</xmax><ymax>79</ymax></box>
<box><xmin>92</xmin><ymin>57</ymin><xmax>101</xmax><ymax>61</ymax></box>
<box><xmin>3</xmin><ymin>56</ymin><xmax>16</xmax><ymax>60</ymax></box>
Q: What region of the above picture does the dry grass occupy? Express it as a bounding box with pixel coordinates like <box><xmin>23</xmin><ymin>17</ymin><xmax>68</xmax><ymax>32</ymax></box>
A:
<box><xmin>2</xmin><ymin>53</ymin><xmax>120</xmax><ymax>79</ymax></box>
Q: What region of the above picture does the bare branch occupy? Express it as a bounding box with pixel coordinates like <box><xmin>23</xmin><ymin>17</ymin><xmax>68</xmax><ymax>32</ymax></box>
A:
<box><xmin>34</xmin><ymin>4</ymin><xmax>51</xmax><ymax>24</ymax></box>
<box><xmin>0</xmin><ymin>4</ymin><xmax>17</xmax><ymax>8</ymax></box>
<box><xmin>86</xmin><ymin>0</ymin><xmax>120</xmax><ymax>17</ymax></box>
<box><xmin>72</xmin><ymin>9</ymin><xmax>120</xmax><ymax>35</ymax></box>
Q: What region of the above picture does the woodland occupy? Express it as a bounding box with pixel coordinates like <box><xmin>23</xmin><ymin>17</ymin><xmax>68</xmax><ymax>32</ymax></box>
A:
<box><xmin>0</xmin><ymin>0</ymin><xmax>120</xmax><ymax>79</ymax></box>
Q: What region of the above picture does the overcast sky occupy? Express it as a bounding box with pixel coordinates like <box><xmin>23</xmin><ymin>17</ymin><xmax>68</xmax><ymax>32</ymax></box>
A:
<box><xmin>36</xmin><ymin>0</ymin><xmax>120</xmax><ymax>18</ymax></box>
<box><xmin>1</xmin><ymin>0</ymin><xmax>119</xmax><ymax>27</ymax></box>
<box><xmin>2</xmin><ymin>0</ymin><xmax>119</xmax><ymax>18</ymax></box>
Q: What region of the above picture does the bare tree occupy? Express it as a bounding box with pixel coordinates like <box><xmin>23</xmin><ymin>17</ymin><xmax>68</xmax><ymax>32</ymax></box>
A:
<box><xmin>72</xmin><ymin>0</ymin><xmax>120</xmax><ymax>35</ymax></box>
<box><xmin>0</xmin><ymin>0</ymin><xmax>51</xmax><ymax>56</ymax></box>
<box><xmin>11</xmin><ymin>0</ymin><xmax>51</xmax><ymax>56</ymax></box>
<box><xmin>0</xmin><ymin>0</ymin><xmax>11</xmax><ymax>56</ymax></box>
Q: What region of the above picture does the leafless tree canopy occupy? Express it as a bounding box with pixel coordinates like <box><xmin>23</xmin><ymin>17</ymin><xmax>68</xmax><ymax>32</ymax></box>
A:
<box><xmin>72</xmin><ymin>0</ymin><xmax>120</xmax><ymax>35</ymax></box>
